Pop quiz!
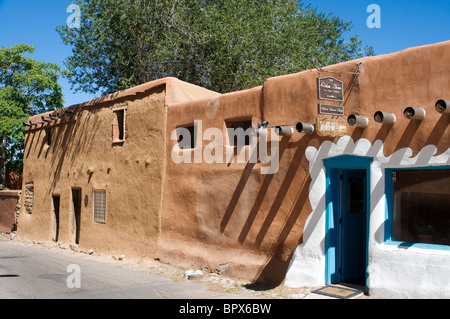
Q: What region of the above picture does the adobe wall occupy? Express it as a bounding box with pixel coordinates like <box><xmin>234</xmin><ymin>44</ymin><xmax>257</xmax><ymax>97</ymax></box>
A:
<box><xmin>0</xmin><ymin>190</ymin><xmax>20</xmax><ymax>233</ymax></box>
<box><xmin>17</xmin><ymin>86</ymin><xmax>168</xmax><ymax>257</ymax></box>
<box><xmin>158</xmin><ymin>41</ymin><xmax>449</xmax><ymax>286</ymax></box>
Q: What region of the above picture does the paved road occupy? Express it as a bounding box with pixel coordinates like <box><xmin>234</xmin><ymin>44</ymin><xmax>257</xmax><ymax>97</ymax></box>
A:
<box><xmin>0</xmin><ymin>241</ymin><xmax>250</xmax><ymax>299</ymax></box>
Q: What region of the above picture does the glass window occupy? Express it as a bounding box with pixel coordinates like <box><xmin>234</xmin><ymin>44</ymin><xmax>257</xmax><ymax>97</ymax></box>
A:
<box><xmin>392</xmin><ymin>169</ymin><xmax>450</xmax><ymax>246</ymax></box>
<box><xmin>348</xmin><ymin>176</ymin><xmax>365</xmax><ymax>213</ymax></box>
<box><xmin>93</xmin><ymin>190</ymin><xmax>106</xmax><ymax>223</ymax></box>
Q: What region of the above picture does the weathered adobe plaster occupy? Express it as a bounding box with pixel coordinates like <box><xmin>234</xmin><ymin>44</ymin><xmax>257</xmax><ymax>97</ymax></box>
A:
<box><xmin>18</xmin><ymin>88</ymin><xmax>167</xmax><ymax>256</ymax></box>
<box><xmin>18</xmin><ymin>78</ymin><xmax>220</xmax><ymax>257</ymax></box>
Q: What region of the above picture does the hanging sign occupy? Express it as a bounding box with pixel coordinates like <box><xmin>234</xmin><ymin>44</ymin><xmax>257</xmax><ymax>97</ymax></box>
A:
<box><xmin>317</xmin><ymin>76</ymin><xmax>344</xmax><ymax>102</ymax></box>
<box><xmin>318</xmin><ymin>104</ymin><xmax>344</xmax><ymax>116</ymax></box>
<box><xmin>316</xmin><ymin>118</ymin><xmax>347</xmax><ymax>137</ymax></box>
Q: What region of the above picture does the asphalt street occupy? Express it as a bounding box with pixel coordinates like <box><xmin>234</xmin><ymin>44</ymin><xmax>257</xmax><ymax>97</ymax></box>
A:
<box><xmin>0</xmin><ymin>240</ymin><xmax>251</xmax><ymax>299</ymax></box>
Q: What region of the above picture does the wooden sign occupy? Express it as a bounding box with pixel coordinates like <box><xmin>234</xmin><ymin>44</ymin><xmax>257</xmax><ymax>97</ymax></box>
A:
<box><xmin>316</xmin><ymin>118</ymin><xmax>347</xmax><ymax>137</ymax></box>
<box><xmin>318</xmin><ymin>104</ymin><xmax>344</xmax><ymax>116</ymax></box>
<box><xmin>317</xmin><ymin>77</ymin><xmax>344</xmax><ymax>102</ymax></box>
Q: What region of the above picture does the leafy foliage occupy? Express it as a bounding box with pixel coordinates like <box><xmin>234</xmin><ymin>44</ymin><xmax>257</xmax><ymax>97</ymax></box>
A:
<box><xmin>0</xmin><ymin>44</ymin><xmax>63</xmax><ymax>179</ymax></box>
<box><xmin>58</xmin><ymin>0</ymin><xmax>374</xmax><ymax>95</ymax></box>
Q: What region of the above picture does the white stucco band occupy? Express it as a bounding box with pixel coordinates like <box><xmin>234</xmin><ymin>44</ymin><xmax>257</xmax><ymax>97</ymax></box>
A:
<box><xmin>284</xmin><ymin>135</ymin><xmax>450</xmax><ymax>298</ymax></box>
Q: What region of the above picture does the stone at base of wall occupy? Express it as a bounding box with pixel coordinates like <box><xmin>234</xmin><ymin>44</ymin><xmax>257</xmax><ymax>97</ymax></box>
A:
<box><xmin>157</xmin><ymin>240</ymin><xmax>268</xmax><ymax>283</ymax></box>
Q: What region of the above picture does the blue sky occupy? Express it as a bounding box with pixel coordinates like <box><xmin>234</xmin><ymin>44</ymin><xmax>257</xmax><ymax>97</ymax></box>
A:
<box><xmin>0</xmin><ymin>0</ymin><xmax>449</xmax><ymax>108</ymax></box>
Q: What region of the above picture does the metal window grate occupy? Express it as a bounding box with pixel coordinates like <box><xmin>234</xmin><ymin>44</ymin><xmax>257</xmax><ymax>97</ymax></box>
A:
<box><xmin>93</xmin><ymin>190</ymin><xmax>106</xmax><ymax>223</ymax></box>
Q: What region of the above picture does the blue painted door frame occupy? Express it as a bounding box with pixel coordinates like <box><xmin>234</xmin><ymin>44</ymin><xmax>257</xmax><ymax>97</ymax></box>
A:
<box><xmin>323</xmin><ymin>155</ymin><xmax>372</xmax><ymax>289</ymax></box>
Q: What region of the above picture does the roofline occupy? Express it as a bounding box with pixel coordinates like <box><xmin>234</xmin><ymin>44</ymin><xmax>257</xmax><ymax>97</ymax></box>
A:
<box><xmin>66</xmin><ymin>77</ymin><xmax>175</xmax><ymax>109</ymax></box>
<box><xmin>27</xmin><ymin>77</ymin><xmax>219</xmax><ymax>122</ymax></box>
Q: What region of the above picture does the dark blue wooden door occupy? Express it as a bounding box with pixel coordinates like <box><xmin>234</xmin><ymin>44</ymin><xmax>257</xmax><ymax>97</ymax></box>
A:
<box><xmin>341</xmin><ymin>170</ymin><xmax>367</xmax><ymax>283</ymax></box>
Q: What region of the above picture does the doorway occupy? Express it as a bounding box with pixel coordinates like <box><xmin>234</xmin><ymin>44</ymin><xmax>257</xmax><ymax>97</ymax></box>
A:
<box><xmin>71</xmin><ymin>188</ymin><xmax>82</xmax><ymax>244</ymax></box>
<box><xmin>52</xmin><ymin>196</ymin><xmax>60</xmax><ymax>242</ymax></box>
<box><xmin>324</xmin><ymin>155</ymin><xmax>372</xmax><ymax>290</ymax></box>
<box><xmin>340</xmin><ymin>170</ymin><xmax>367</xmax><ymax>284</ymax></box>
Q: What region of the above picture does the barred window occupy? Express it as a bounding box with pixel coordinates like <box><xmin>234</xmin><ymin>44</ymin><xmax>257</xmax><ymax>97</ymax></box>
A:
<box><xmin>93</xmin><ymin>190</ymin><xmax>106</xmax><ymax>223</ymax></box>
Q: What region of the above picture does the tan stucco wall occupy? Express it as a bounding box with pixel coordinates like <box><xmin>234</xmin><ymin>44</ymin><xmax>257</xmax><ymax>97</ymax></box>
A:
<box><xmin>18</xmin><ymin>86</ymin><xmax>168</xmax><ymax>257</ymax></box>
<box><xmin>158</xmin><ymin>41</ymin><xmax>449</xmax><ymax>284</ymax></box>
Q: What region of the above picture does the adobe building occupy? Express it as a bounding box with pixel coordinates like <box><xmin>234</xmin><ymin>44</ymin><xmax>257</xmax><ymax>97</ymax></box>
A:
<box><xmin>18</xmin><ymin>78</ymin><xmax>220</xmax><ymax>255</ymax></box>
<box><xmin>18</xmin><ymin>41</ymin><xmax>449</xmax><ymax>298</ymax></box>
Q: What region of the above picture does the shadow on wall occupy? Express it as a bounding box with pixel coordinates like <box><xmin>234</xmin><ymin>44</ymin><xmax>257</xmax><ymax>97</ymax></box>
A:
<box><xmin>220</xmin><ymin>135</ymin><xmax>314</xmax><ymax>286</ymax></box>
<box><xmin>47</xmin><ymin>108</ymin><xmax>102</xmax><ymax>191</ymax></box>
<box><xmin>253</xmin><ymin>173</ymin><xmax>311</xmax><ymax>285</ymax></box>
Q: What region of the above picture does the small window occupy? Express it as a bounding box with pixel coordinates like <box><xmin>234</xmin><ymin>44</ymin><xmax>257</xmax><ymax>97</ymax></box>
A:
<box><xmin>112</xmin><ymin>107</ymin><xmax>126</xmax><ymax>143</ymax></box>
<box><xmin>93</xmin><ymin>190</ymin><xmax>106</xmax><ymax>223</ymax></box>
<box><xmin>45</xmin><ymin>128</ymin><xmax>52</xmax><ymax>146</ymax></box>
<box><xmin>225</xmin><ymin>119</ymin><xmax>253</xmax><ymax>147</ymax></box>
<box><xmin>176</xmin><ymin>125</ymin><xmax>196</xmax><ymax>149</ymax></box>
<box><xmin>391</xmin><ymin>169</ymin><xmax>450</xmax><ymax>246</ymax></box>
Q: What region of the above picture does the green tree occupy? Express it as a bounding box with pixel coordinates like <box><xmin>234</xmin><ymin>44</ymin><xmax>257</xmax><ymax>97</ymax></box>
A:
<box><xmin>0</xmin><ymin>44</ymin><xmax>64</xmax><ymax>186</ymax></box>
<box><xmin>58</xmin><ymin>0</ymin><xmax>373</xmax><ymax>95</ymax></box>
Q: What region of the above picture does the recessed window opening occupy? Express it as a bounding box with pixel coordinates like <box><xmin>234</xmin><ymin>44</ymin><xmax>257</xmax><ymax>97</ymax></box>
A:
<box><xmin>176</xmin><ymin>125</ymin><xmax>196</xmax><ymax>149</ymax></box>
<box><xmin>225</xmin><ymin>119</ymin><xmax>253</xmax><ymax>147</ymax></box>
<box><xmin>392</xmin><ymin>169</ymin><xmax>450</xmax><ymax>246</ymax></box>
<box><xmin>52</xmin><ymin>195</ymin><xmax>60</xmax><ymax>242</ymax></box>
<box><xmin>93</xmin><ymin>190</ymin><xmax>106</xmax><ymax>223</ymax></box>
<box><xmin>112</xmin><ymin>107</ymin><xmax>126</xmax><ymax>143</ymax></box>
<box><xmin>45</xmin><ymin>128</ymin><xmax>52</xmax><ymax>146</ymax></box>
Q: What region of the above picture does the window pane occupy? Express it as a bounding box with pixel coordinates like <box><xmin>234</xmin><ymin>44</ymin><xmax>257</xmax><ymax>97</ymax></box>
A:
<box><xmin>392</xmin><ymin>169</ymin><xmax>450</xmax><ymax>245</ymax></box>
<box><xmin>348</xmin><ymin>176</ymin><xmax>365</xmax><ymax>213</ymax></box>
<box><xmin>93</xmin><ymin>190</ymin><xmax>106</xmax><ymax>223</ymax></box>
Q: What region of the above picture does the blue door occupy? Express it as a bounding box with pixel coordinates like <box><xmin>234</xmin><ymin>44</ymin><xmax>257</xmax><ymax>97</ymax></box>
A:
<box><xmin>324</xmin><ymin>155</ymin><xmax>372</xmax><ymax>289</ymax></box>
<box><xmin>340</xmin><ymin>170</ymin><xmax>367</xmax><ymax>283</ymax></box>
